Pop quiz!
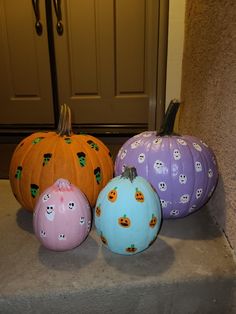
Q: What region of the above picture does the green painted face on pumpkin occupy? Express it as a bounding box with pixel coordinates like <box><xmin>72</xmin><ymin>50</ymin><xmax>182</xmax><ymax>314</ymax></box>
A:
<box><xmin>64</xmin><ymin>137</ymin><xmax>72</xmax><ymax>144</ymax></box>
<box><xmin>32</xmin><ymin>137</ymin><xmax>44</xmax><ymax>144</ymax></box>
<box><xmin>15</xmin><ymin>166</ymin><xmax>23</xmax><ymax>179</ymax></box>
<box><xmin>30</xmin><ymin>184</ymin><xmax>39</xmax><ymax>198</ymax></box>
<box><xmin>77</xmin><ymin>152</ymin><xmax>86</xmax><ymax>167</ymax></box>
<box><xmin>94</xmin><ymin>167</ymin><xmax>102</xmax><ymax>184</ymax></box>
<box><xmin>87</xmin><ymin>140</ymin><xmax>99</xmax><ymax>151</ymax></box>
<box><xmin>43</xmin><ymin>153</ymin><xmax>52</xmax><ymax>166</ymax></box>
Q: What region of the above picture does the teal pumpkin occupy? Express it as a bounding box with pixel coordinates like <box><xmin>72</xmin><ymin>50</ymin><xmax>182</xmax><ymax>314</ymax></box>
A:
<box><xmin>95</xmin><ymin>167</ymin><xmax>162</xmax><ymax>255</ymax></box>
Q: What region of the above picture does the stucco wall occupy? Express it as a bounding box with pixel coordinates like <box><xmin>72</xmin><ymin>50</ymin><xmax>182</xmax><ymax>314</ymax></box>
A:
<box><xmin>179</xmin><ymin>0</ymin><xmax>236</xmax><ymax>252</ymax></box>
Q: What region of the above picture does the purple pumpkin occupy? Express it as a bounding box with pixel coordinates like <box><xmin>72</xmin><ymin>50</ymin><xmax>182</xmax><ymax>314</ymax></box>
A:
<box><xmin>33</xmin><ymin>178</ymin><xmax>91</xmax><ymax>251</ymax></box>
<box><xmin>115</xmin><ymin>100</ymin><xmax>218</xmax><ymax>219</ymax></box>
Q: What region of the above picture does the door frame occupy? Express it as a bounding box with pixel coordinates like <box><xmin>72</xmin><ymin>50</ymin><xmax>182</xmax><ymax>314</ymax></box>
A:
<box><xmin>148</xmin><ymin>0</ymin><xmax>169</xmax><ymax>132</ymax></box>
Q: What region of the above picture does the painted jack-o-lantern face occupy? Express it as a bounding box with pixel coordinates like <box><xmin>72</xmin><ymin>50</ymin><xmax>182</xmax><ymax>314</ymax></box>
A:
<box><xmin>96</xmin><ymin>204</ymin><xmax>101</xmax><ymax>217</ymax></box>
<box><xmin>100</xmin><ymin>233</ymin><xmax>108</xmax><ymax>245</ymax></box>
<box><xmin>126</xmin><ymin>244</ymin><xmax>137</xmax><ymax>253</ymax></box>
<box><xmin>135</xmin><ymin>188</ymin><xmax>144</xmax><ymax>202</ymax></box>
<box><xmin>108</xmin><ymin>187</ymin><xmax>118</xmax><ymax>202</ymax></box>
<box><xmin>118</xmin><ymin>215</ymin><xmax>131</xmax><ymax>228</ymax></box>
<box><xmin>149</xmin><ymin>214</ymin><xmax>157</xmax><ymax>228</ymax></box>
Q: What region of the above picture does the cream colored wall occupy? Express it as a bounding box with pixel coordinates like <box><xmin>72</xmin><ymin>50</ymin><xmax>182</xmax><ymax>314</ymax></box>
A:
<box><xmin>165</xmin><ymin>0</ymin><xmax>186</xmax><ymax>107</ymax></box>
<box><xmin>180</xmin><ymin>0</ymin><xmax>236</xmax><ymax>253</ymax></box>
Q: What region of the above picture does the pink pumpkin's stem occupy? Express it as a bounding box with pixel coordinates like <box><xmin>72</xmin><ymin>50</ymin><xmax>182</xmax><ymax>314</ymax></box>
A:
<box><xmin>55</xmin><ymin>178</ymin><xmax>72</xmax><ymax>192</ymax></box>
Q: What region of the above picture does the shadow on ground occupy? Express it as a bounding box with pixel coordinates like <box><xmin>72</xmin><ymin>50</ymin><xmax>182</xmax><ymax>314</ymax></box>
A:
<box><xmin>101</xmin><ymin>237</ymin><xmax>174</xmax><ymax>277</ymax></box>
<box><xmin>160</xmin><ymin>207</ymin><xmax>222</xmax><ymax>240</ymax></box>
<box><xmin>16</xmin><ymin>208</ymin><xmax>34</xmax><ymax>234</ymax></box>
<box><xmin>38</xmin><ymin>234</ymin><xmax>99</xmax><ymax>271</ymax></box>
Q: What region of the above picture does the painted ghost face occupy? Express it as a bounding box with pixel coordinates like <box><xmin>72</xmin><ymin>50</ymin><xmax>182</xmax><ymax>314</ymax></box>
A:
<box><xmin>143</xmin><ymin>132</ymin><xmax>152</xmax><ymax>137</ymax></box>
<box><xmin>87</xmin><ymin>220</ymin><xmax>91</xmax><ymax>231</ymax></box>
<box><xmin>173</xmin><ymin>149</ymin><xmax>181</xmax><ymax>160</ymax></box>
<box><xmin>208</xmin><ymin>169</ymin><xmax>213</xmax><ymax>178</ymax></box>
<box><xmin>158</xmin><ymin>182</ymin><xmax>167</xmax><ymax>192</ymax></box>
<box><xmin>196</xmin><ymin>188</ymin><xmax>203</xmax><ymax>199</ymax></box>
<box><xmin>177</xmin><ymin>138</ymin><xmax>187</xmax><ymax>146</ymax></box>
<box><xmin>80</xmin><ymin>217</ymin><xmax>85</xmax><ymax>225</ymax></box>
<box><xmin>160</xmin><ymin>199</ymin><xmax>167</xmax><ymax>208</ymax></box>
<box><xmin>189</xmin><ymin>205</ymin><xmax>197</xmax><ymax>213</ymax></box>
<box><xmin>120</xmin><ymin>149</ymin><xmax>127</xmax><ymax>160</ymax></box>
<box><xmin>121</xmin><ymin>164</ymin><xmax>126</xmax><ymax>172</ymax></box>
<box><xmin>193</xmin><ymin>143</ymin><xmax>202</xmax><ymax>151</ymax></box>
<box><xmin>153</xmin><ymin>160</ymin><xmax>164</xmax><ymax>172</ymax></box>
<box><xmin>170</xmin><ymin>209</ymin><xmax>180</xmax><ymax>216</ymax></box>
<box><xmin>138</xmin><ymin>153</ymin><xmax>145</xmax><ymax>163</ymax></box>
<box><xmin>68</xmin><ymin>201</ymin><xmax>76</xmax><ymax>210</ymax></box>
<box><xmin>200</xmin><ymin>140</ymin><xmax>208</xmax><ymax>147</ymax></box>
<box><xmin>42</xmin><ymin>193</ymin><xmax>51</xmax><ymax>202</ymax></box>
<box><xmin>131</xmin><ymin>139</ymin><xmax>142</xmax><ymax>149</ymax></box>
<box><xmin>179</xmin><ymin>174</ymin><xmax>187</xmax><ymax>184</ymax></box>
<box><xmin>58</xmin><ymin>233</ymin><xmax>66</xmax><ymax>240</ymax></box>
<box><xmin>180</xmin><ymin>194</ymin><xmax>190</xmax><ymax>203</ymax></box>
<box><xmin>40</xmin><ymin>230</ymin><xmax>46</xmax><ymax>238</ymax></box>
<box><xmin>45</xmin><ymin>205</ymin><xmax>55</xmax><ymax>221</ymax></box>
<box><xmin>195</xmin><ymin>161</ymin><xmax>202</xmax><ymax>172</ymax></box>
<box><xmin>153</xmin><ymin>138</ymin><xmax>162</xmax><ymax>145</ymax></box>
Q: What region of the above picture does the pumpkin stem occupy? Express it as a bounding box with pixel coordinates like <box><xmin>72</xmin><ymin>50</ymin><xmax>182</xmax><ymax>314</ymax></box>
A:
<box><xmin>57</xmin><ymin>104</ymin><xmax>72</xmax><ymax>136</ymax></box>
<box><xmin>158</xmin><ymin>99</ymin><xmax>181</xmax><ymax>136</ymax></box>
<box><xmin>121</xmin><ymin>166</ymin><xmax>137</xmax><ymax>182</ymax></box>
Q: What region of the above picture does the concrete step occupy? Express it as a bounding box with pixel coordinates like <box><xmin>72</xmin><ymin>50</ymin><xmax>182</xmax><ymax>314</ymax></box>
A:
<box><xmin>0</xmin><ymin>180</ymin><xmax>235</xmax><ymax>314</ymax></box>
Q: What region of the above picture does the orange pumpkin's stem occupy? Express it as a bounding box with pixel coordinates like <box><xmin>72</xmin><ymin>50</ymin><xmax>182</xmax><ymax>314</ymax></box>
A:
<box><xmin>57</xmin><ymin>104</ymin><xmax>73</xmax><ymax>137</ymax></box>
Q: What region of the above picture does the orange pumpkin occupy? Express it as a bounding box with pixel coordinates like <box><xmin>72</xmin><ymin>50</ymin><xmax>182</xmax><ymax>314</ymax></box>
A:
<box><xmin>9</xmin><ymin>104</ymin><xmax>113</xmax><ymax>211</ymax></box>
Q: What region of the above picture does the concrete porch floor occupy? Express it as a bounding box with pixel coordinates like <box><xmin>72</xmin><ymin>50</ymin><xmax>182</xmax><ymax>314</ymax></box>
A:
<box><xmin>0</xmin><ymin>180</ymin><xmax>235</xmax><ymax>314</ymax></box>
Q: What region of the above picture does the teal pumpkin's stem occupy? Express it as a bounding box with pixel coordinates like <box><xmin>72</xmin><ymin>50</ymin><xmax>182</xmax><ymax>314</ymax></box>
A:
<box><xmin>121</xmin><ymin>166</ymin><xmax>137</xmax><ymax>182</ymax></box>
<box><xmin>158</xmin><ymin>99</ymin><xmax>181</xmax><ymax>136</ymax></box>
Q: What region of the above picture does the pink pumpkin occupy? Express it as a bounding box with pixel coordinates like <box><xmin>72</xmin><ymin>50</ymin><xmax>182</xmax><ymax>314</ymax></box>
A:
<box><xmin>33</xmin><ymin>178</ymin><xmax>91</xmax><ymax>251</ymax></box>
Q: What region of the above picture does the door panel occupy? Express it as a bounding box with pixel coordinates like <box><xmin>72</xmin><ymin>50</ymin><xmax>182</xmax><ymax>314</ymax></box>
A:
<box><xmin>0</xmin><ymin>0</ymin><xmax>54</xmax><ymax>124</ymax></box>
<box><xmin>54</xmin><ymin>0</ymin><xmax>158</xmax><ymax>126</ymax></box>
<box><xmin>116</xmin><ymin>0</ymin><xmax>146</xmax><ymax>94</ymax></box>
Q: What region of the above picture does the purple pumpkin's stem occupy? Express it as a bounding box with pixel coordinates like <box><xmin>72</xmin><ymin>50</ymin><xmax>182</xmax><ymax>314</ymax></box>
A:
<box><xmin>158</xmin><ymin>99</ymin><xmax>181</xmax><ymax>136</ymax></box>
<box><xmin>121</xmin><ymin>166</ymin><xmax>137</xmax><ymax>182</ymax></box>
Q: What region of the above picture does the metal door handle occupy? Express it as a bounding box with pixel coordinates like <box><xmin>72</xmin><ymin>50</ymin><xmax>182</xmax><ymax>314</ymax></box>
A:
<box><xmin>53</xmin><ymin>0</ymin><xmax>63</xmax><ymax>35</ymax></box>
<box><xmin>32</xmin><ymin>0</ymin><xmax>43</xmax><ymax>35</ymax></box>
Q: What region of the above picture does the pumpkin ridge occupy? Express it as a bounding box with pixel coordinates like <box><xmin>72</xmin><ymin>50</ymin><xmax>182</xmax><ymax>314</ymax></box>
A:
<box><xmin>196</xmin><ymin>140</ymin><xmax>211</xmax><ymax>206</ymax></box>
<box><xmin>18</xmin><ymin>133</ymin><xmax>50</xmax><ymax>209</ymax></box>
<box><xmin>74</xmin><ymin>135</ymin><xmax>96</xmax><ymax>206</ymax></box>
<box><xmin>146</xmin><ymin>133</ymin><xmax>157</xmax><ymax>182</ymax></box>
<box><xmin>68</xmin><ymin>137</ymin><xmax>90</xmax><ymax>197</ymax></box>
<box><xmin>33</xmin><ymin>135</ymin><xmax>58</xmax><ymax>210</ymax></box>
<box><xmin>9</xmin><ymin>136</ymin><xmax>34</xmax><ymax>209</ymax></box>
<box><xmin>183</xmin><ymin>137</ymin><xmax>198</xmax><ymax>211</ymax></box>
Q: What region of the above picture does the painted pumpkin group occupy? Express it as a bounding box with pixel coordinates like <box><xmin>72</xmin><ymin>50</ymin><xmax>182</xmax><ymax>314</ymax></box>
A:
<box><xmin>9</xmin><ymin>100</ymin><xmax>219</xmax><ymax>255</ymax></box>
